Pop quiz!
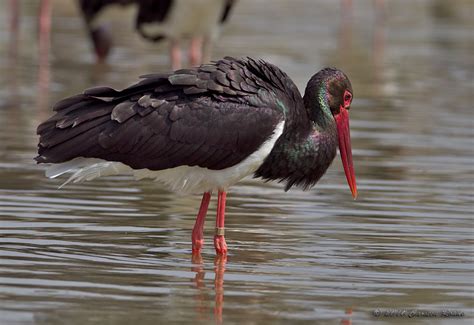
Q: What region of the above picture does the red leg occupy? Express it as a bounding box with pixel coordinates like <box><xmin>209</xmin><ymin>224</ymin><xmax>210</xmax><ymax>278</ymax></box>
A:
<box><xmin>170</xmin><ymin>39</ymin><xmax>181</xmax><ymax>70</ymax></box>
<box><xmin>189</xmin><ymin>36</ymin><xmax>203</xmax><ymax>66</ymax></box>
<box><xmin>214</xmin><ymin>191</ymin><xmax>228</xmax><ymax>255</ymax></box>
<box><xmin>39</xmin><ymin>0</ymin><xmax>51</xmax><ymax>40</ymax></box>
<box><xmin>192</xmin><ymin>192</ymin><xmax>211</xmax><ymax>254</ymax></box>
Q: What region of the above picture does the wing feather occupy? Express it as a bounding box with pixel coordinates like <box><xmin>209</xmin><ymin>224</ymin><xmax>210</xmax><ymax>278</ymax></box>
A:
<box><xmin>36</xmin><ymin>57</ymin><xmax>303</xmax><ymax>172</ymax></box>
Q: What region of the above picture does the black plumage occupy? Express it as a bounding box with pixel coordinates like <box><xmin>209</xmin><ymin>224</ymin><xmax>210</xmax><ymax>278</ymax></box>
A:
<box><xmin>78</xmin><ymin>0</ymin><xmax>137</xmax><ymax>60</ymax></box>
<box><xmin>135</xmin><ymin>0</ymin><xmax>235</xmax><ymax>41</ymax></box>
<box><xmin>135</xmin><ymin>0</ymin><xmax>173</xmax><ymax>41</ymax></box>
<box><xmin>220</xmin><ymin>0</ymin><xmax>236</xmax><ymax>23</ymax></box>
<box><xmin>36</xmin><ymin>57</ymin><xmax>292</xmax><ymax>172</ymax></box>
<box><xmin>36</xmin><ymin>57</ymin><xmax>354</xmax><ymax>192</ymax></box>
<box><xmin>79</xmin><ymin>0</ymin><xmax>237</xmax><ymax>60</ymax></box>
<box><xmin>78</xmin><ymin>0</ymin><xmax>136</xmax><ymax>23</ymax></box>
<box><xmin>36</xmin><ymin>57</ymin><xmax>358</xmax><ymax>255</ymax></box>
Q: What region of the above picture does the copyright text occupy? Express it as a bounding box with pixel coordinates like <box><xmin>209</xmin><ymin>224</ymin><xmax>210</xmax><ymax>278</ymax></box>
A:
<box><xmin>372</xmin><ymin>309</ymin><xmax>464</xmax><ymax>318</ymax></box>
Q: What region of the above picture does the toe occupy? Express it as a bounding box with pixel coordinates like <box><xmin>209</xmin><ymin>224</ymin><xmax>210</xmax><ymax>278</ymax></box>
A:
<box><xmin>214</xmin><ymin>235</ymin><xmax>228</xmax><ymax>255</ymax></box>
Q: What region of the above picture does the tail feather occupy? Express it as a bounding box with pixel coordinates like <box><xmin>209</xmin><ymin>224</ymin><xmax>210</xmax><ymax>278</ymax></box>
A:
<box><xmin>45</xmin><ymin>158</ymin><xmax>99</xmax><ymax>178</ymax></box>
<box><xmin>44</xmin><ymin>157</ymin><xmax>130</xmax><ymax>188</ymax></box>
<box><xmin>39</xmin><ymin>114</ymin><xmax>111</xmax><ymax>149</ymax></box>
<box><xmin>35</xmin><ymin>74</ymin><xmax>172</xmax><ymax>166</ymax></box>
<box><xmin>36</xmin><ymin>92</ymin><xmax>117</xmax><ymax>164</ymax></box>
<box><xmin>59</xmin><ymin>160</ymin><xmax>129</xmax><ymax>188</ymax></box>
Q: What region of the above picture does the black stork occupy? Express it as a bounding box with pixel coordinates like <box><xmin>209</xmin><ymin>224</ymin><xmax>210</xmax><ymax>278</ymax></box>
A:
<box><xmin>78</xmin><ymin>0</ymin><xmax>136</xmax><ymax>62</ymax></box>
<box><xmin>78</xmin><ymin>0</ymin><xmax>236</xmax><ymax>68</ymax></box>
<box><xmin>35</xmin><ymin>56</ymin><xmax>357</xmax><ymax>255</ymax></box>
<box><xmin>135</xmin><ymin>0</ymin><xmax>236</xmax><ymax>69</ymax></box>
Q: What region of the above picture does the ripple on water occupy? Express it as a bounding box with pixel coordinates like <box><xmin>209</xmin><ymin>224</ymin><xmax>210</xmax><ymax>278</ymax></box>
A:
<box><xmin>0</xmin><ymin>0</ymin><xmax>473</xmax><ymax>323</ymax></box>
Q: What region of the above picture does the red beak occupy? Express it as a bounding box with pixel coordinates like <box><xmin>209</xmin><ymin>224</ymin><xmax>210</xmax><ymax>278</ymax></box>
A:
<box><xmin>335</xmin><ymin>107</ymin><xmax>358</xmax><ymax>199</ymax></box>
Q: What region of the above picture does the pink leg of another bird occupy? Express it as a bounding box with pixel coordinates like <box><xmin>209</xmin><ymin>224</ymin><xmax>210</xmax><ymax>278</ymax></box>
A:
<box><xmin>170</xmin><ymin>39</ymin><xmax>181</xmax><ymax>70</ymax></box>
<box><xmin>202</xmin><ymin>36</ymin><xmax>212</xmax><ymax>64</ymax></box>
<box><xmin>192</xmin><ymin>192</ymin><xmax>211</xmax><ymax>254</ymax></box>
<box><xmin>189</xmin><ymin>36</ymin><xmax>203</xmax><ymax>66</ymax></box>
<box><xmin>39</xmin><ymin>0</ymin><xmax>51</xmax><ymax>38</ymax></box>
<box><xmin>214</xmin><ymin>191</ymin><xmax>228</xmax><ymax>255</ymax></box>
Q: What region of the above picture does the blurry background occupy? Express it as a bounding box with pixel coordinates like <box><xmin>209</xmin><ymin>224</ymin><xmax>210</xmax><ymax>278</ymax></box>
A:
<box><xmin>0</xmin><ymin>0</ymin><xmax>473</xmax><ymax>324</ymax></box>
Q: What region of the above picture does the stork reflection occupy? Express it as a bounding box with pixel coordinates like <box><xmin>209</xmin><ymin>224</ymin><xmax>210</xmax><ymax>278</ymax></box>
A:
<box><xmin>338</xmin><ymin>0</ymin><xmax>386</xmax><ymax>95</ymax></box>
<box><xmin>191</xmin><ymin>254</ymin><xmax>227</xmax><ymax>324</ymax></box>
<box><xmin>37</xmin><ymin>0</ymin><xmax>51</xmax><ymax>114</ymax></box>
<box><xmin>7</xmin><ymin>0</ymin><xmax>51</xmax><ymax>111</ymax></box>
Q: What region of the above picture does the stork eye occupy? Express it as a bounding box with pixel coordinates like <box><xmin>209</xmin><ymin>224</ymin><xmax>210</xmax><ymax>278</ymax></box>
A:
<box><xmin>343</xmin><ymin>90</ymin><xmax>352</xmax><ymax>108</ymax></box>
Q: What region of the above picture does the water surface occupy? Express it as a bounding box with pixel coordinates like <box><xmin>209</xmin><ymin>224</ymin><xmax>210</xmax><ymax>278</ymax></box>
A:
<box><xmin>0</xmin><ymin>0</ymin><xmax>473</xmax><ymax>324</ymax></box>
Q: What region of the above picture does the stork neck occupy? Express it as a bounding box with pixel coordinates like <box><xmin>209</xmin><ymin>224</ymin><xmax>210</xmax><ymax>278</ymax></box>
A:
<box><xmin>303</xmin><ymin>84</ymin><xmax>335</xmax><ymax>133</ymax></box>
<box><xmin>255</xmin><ymin>87</ymin><xmax>338</xmax><ymax>191</ymax></box>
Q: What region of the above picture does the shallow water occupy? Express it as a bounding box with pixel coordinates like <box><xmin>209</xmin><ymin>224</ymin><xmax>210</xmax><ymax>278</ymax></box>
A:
<box><xmin>0</xmin><ymin>0</ymin><xmax>473</xmax><ymax>324</ymax></box>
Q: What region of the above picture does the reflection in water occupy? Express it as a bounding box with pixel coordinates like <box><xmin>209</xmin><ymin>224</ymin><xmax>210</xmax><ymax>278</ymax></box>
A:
<box><xmin>8</xmin><ymin>0</ymin><xmax>20</xmax><ymax>59</ymax></box>
<box><xmin>0</xmin><ymin>1</ymin><xmax>472</xmax><ymax>324</ymax></box>
<box><xmin>372</xmin><ymin>0</ymin><xmax>385</xmax><ymax>94</ymax></box>
<box><xmin>213</xmin><ymin>255</ymin><xmax>226</xmax><ymax>324</ymax></box>
<box><xmin>6</xmin><ymin>0</ymin><xmax>52</xmax><ymax>111</ymax></box>
<box><xmin>340</xmin><ymin>307</ymin><xmax>352</xmax><ymax>325</ymax></box>
<box><xmin>338</xmin><ymin>0</ymin><xmax>386</xmax><ymax>96</ymax></box>
<box><xmin>37</xmin><ymin>0</ymin><xmax>51</xmax><ymax>113</ymax></box>
<box><xmin>191</xmin><ymin>254</ymin><xmax>226</xmax><ymax>324</ymax></box>
<box><xmin>339</xmin><ymin>0</ymin><xmax>353</xmax><ymax>54</ymax></box>
<box><xmin>191</xmin><ymin>254</ymin><xmax>209</xmax><ymax>321</ymax></box>
<box><xmin>7</xmin><ymin>0</ymin><xmax>20</xmax><ymax>107</ymax></box>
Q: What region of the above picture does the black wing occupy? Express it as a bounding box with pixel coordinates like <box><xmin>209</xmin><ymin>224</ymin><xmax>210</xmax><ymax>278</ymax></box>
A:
<box><xmin>36</xmin><ymin>57</ymin><xmax>302</xmax><ymax>171</ymax></box>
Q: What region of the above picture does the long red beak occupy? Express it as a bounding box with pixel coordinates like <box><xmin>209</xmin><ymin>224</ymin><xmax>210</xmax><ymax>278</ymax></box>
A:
<box><xmin>335</xmin><ymin>107</ymin><xmax>357</xmax><ymax>199</ymax></box>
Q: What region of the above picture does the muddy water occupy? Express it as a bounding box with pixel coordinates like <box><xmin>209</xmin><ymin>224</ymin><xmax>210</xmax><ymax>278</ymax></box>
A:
<box><xmin>0</xmin><ymin>0</ymin><xmax>472</xmax><ymax>324</ymax></box>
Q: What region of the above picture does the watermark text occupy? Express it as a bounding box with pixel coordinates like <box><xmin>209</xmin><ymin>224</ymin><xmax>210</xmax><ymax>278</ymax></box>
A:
<box><xmin>372</xmin><ymin>309</ymin><xmax>464</xmax><ymax>318</ymax></box>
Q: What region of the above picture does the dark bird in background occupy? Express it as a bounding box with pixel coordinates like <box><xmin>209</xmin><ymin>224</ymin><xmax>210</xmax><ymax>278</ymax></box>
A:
<box><xmin>78</xmin><ymin>0</ymin><xmax>136</xmax><ymax>62</ymax></box>
<box><xmin>36</xmin><ymin>56</ymin><xmax>357</xmax><ymax>255</ymax></box>
<box><xmin>78</xmin><ymin>0</ymin><xmax>236</xmax><ymax>68</ymax></box>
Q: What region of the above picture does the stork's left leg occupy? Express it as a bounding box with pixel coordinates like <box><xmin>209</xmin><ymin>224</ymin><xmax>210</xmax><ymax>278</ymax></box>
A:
<box><xmin>189</xmin><ymin>36</ymin><xmax>203</xmax><ymax>66</ymax></box>
<box><xmin>192</xmin><ymin>192</ymin><xmax>211</xmax><ymax>254</ymax></box>
<box><xmin>214</xmin><ymin>190</ymin><xmax>228</xmax><ymax>255</ymax></box>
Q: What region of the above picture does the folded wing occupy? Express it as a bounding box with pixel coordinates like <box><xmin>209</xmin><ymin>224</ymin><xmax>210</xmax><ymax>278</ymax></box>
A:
<box><xmin>36</xmin><ymin>57</ymin><xmax>290</xmax><ymax>172</ymax></box>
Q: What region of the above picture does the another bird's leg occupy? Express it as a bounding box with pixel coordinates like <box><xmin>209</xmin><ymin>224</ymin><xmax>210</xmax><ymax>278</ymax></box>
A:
<box><xmin>214</xmin><ymin>190</ymin><xmax>228</xmax><ymax>255</ymax></box>
<box><xmin>201</xmin><ymin>36</ymin><xmax>212</xmax><ymax>64</ymax></box>
<box><xmin>189</xmin><ymin>36</ymin><xmax>203</xmax><ymax>66</ymax></box>
<box><xmin>39</xmin><ymin>0</ymin><xmax>51</xmax><ymax>41</ymax></box>
<box><xmin>192</xmin><ymin>191</ymin><xmax>211</xmax><ymax>254</ymax></box>
<box><xmin>170</xmin><ymin>39</ymin><xmax>181</xmax><ymax>70</ymax></box>
<box><xmin>38</xmin><ymin>0</ymin><xmax>51</xmax><ymax>64</ymax></box>
<box><xmin>90</xmin><ymin>25</ymin><xmax>113</xmax><ymax>62</ymax></box>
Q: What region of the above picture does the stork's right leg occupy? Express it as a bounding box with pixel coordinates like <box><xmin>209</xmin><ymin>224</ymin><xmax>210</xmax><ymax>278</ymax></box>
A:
<box><xmin>214</xmin><ymin>191</ymin><xmax>228</xmax><ymax>255</ymax></box>
<box><xmin>192</xmin><ymin>192</ymin><xmax>211</xmax><ymax>254</ymax></box>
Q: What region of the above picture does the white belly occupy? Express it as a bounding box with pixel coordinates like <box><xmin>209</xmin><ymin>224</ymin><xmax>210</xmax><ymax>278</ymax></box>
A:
<box><xmin>46</xmin><ymin>121</ymin><xmax>284</xmax><ymax>194</ymax></box>
<box><xmin>140</xmin><ymin>0</ymin><xmax>227</xmax><ymax>40</ymax></box>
